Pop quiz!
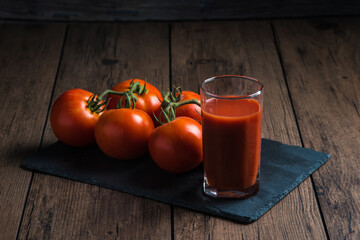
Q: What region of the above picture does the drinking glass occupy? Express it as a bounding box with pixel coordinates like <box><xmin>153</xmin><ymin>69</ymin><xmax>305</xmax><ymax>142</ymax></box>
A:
<box><xmin>200</xmin><ymin>75</ymin><xmax>264</xmax><ymax>198</ymax></box>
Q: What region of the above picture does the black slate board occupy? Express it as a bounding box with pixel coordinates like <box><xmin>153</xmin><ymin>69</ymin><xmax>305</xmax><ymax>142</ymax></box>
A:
<box><xmin>21</xmin><ymin>138</ymin><xmax>330</xmax><ymax>223</ymax></box>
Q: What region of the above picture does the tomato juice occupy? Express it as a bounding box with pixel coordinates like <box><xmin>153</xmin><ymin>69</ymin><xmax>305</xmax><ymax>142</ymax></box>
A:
<box><xmin>202</xmin><ymin>97</ymin><xmax>262</xmax><ymax>194</ymax></box>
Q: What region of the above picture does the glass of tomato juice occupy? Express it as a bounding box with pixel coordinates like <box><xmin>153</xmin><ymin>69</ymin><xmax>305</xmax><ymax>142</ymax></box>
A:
<box><xmin>200</xmin><ymin>75</ymin><xmax>264</xmax><ymax>198</ymax></box>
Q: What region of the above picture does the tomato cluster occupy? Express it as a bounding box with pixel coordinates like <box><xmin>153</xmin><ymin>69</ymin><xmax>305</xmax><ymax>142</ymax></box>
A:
<box><xmin>50</xmin><ymin>79</ymin><xmax>202</xmax><ymax>174</ymax></box>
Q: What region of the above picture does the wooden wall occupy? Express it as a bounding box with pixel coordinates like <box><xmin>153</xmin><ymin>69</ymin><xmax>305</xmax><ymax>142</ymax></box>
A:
<box><xmin>1</xmin><ymin>0</ymin><xmax>360</xmax><ymax>21</ymax></box>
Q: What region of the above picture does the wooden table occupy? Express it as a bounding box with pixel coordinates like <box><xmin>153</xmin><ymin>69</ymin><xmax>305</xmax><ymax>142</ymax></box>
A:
<box><xmin>0</xmin><ymin>17</ymin><xmax>359</xmax><ymax>239</ymax></box>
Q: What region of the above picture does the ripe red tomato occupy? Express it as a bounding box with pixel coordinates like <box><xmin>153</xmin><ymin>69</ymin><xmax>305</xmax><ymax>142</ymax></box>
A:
<box><xmin>175</xmin><ymin>91</ymin><xmax>201</xmax><ymax>122</ymax></box>
<box><xmin>148</xmin><ymin>117</ymin><xmax>203</xmax><ymax>174</ymax></box>
<box><xmin>107</xmin><ymin>79</ymin><xmax>163</xmax><ymax>124</ymax></box>
<box><xmin>95</xmin><ymin>109</ymin><xmax>154</xmax><ymax>160</ymax></box>
<box><xmin>50</xmin><ymin>89</ymin><xmax>102</xmax><ymax>147</ymax></box>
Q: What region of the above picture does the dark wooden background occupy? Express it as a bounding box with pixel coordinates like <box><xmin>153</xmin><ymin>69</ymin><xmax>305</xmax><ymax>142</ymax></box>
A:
<box><xmin>1</xmin><ymin>0</ymin><xmax>360</xmax><ymax>238</ymax></box>
<box><xmin>0</xmin><ymin>17</ymin><xmax>359</xmax><ymax>239</ymax></box>
<box><xmin>1</xmin><ymin>0</ymin><xmax>360</xmax><ymax>21</ymax></box>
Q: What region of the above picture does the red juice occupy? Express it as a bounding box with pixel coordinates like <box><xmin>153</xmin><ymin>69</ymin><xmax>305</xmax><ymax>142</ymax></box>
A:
<box><xmin>202</xmin><ymin>98</ymin><xmax>262</xmax><ymax>191</ymax></box>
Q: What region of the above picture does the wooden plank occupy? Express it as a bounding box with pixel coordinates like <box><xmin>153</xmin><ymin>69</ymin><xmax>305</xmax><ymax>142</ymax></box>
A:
<box><xmin>273</xmin><ymin>18</ymin><xmax>360</xmax><ymax>239</ymax></box>
<box><xmin>17</xmin><ymin>23</ymin><xmax>171</xmax><ymax>239</ymax></box>
<box><xmin>171</xmin><ymin>21</ymin><xmax>327</xmax><ymax>239</ymax></box>
<box><xmin>1</xmin><ymin>0</ymin><xmax>360</xmax><ymax>21</ymax></box>
<box><xmin>0</xmin><ymin>23</ymin><xmax>65</xmax><ymax>239</ymax></box>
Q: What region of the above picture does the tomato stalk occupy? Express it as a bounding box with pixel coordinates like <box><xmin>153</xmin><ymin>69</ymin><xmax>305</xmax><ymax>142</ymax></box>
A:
<box><xmin>87</xmin><ymin>94</ymin><xmax>109</xmax><ymax>114</ymax></box>
<box><xmin>155</xmin><ymin>88</ymin><xmax>201</xmax><ymax>124</ymax></box>
<box><xmin>87</xmin><ymin>79</ymin><xmax>149</xmax><ymax>113</ymax></box>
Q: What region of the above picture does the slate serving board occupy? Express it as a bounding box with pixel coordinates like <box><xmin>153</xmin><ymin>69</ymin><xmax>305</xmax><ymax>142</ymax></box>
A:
<box><xmin>21</xmin><ymin>138</ymin><xmax>330</xmax><ymax>223</ymax></box>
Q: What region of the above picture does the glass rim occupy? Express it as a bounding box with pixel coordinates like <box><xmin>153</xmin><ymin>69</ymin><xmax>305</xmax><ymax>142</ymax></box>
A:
<box><xmin>200</xmin><ymin>75</ymin><xmax>264</xmax><ymax>100</ymax></box>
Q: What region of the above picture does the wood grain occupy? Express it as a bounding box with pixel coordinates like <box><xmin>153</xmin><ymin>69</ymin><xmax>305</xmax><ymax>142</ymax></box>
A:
<box><xmin>0</xmin><ymin>23</ymin><xmax>65</xmax><ymax>239</ymax></box>
<box><xmin>17</xmin><ymin>22</ymin><xmax>171</xmax><ymax>240</ymax></box>
<box><xmin>171</xmin><ymin>21</ymin><xmax>327</xmax><ymax>239</ymax></box>
<box><xmin>273</xmin><ymin>18</ymin><xmax>360</xmax><ymax>239</ymax></box>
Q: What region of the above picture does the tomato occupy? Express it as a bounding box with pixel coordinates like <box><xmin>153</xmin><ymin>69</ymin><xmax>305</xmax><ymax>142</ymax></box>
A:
<box><xmin>175</xmin><ymin>91</ymin><xmax>201</xmax><ymax>122</ymax></box>
<box><xmin>95</xmin><ymin>109</ymin><xmax>154</xmax><ymax>160</ymax></box>
<box><xmin>148</xmin><ymin>117</ymin><xmax>203</xmax><ymax>174</ymax></box>
<box><xmin>50</xmin><ymin>89</ymin><xmax>102</xmax><ymax>147</ymax></box>
<box><xmin>107</xmin><ymin>79</ymin><xmax>163</xmax><ymax>124</ymax></box>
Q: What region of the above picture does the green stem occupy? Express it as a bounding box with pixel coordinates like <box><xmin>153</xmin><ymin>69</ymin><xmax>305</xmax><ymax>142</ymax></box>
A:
<box><xmin>154</xmin><ymin>87</ymin><xmax>201</xmax><ymax>125</ymax></box>
<box><xmin>87</xmin><ymin>94</ymin><xmax>109</xmax><ymax>114</ymax></box>
<box><xmin>173</xmin><ymin>99</ymin><xmax>201</xmax><ymax>108</ymax></box>
<box><xmin>157</xmin><ymin>97</ymin><xmax>201</xmax><ymax>124</ymax></box>
<box><xmin>162</xmin><ymin>91</ymin><xmax>172</xmax><ymax>104</ymax></box>
<box><xmin>98</xmin><ymin>81</ymin><xmax>146</xmax><ymax>99</ymax></box>
<box><xmin>171</xmin><ymin>87</ymin><xmax>182</xmax><ymax>102</ymax></box>
<box><xmin>161</xmin><ymin>108</ymin><xmax>171</xmax><ymax>123</ymax></box>
<box><xmin>97</xmin><ymin>89</ymin><xmax>126</xmax><ymax>101</ymax></box>
<box><xmin>94</xmin><ymin>80</ymin><xmax>149</xmax><ymax>110</ymax></box>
